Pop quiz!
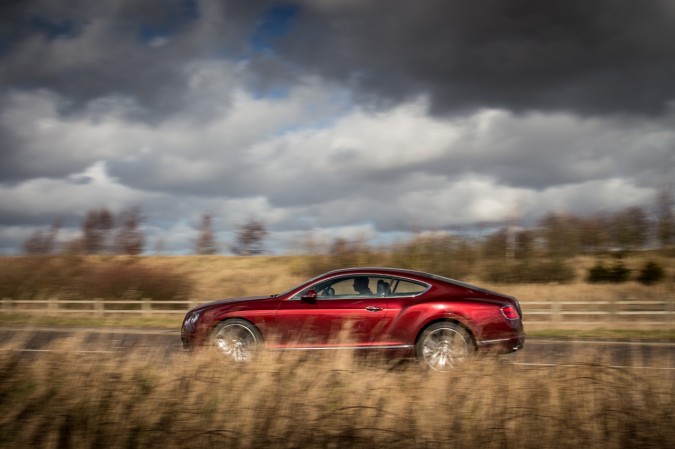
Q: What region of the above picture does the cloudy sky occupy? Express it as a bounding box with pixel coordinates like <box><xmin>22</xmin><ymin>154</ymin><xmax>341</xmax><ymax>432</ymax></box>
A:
<box><xmin>1</xmin><ymin>0</ymin><xmax>674</xmax><ymax>254</ymax></box>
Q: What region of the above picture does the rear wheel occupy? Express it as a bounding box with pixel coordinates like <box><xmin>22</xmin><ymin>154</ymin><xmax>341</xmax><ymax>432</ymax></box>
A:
<box><xmin>416</xmin><ymin>322</ymin><xmax>474</xmax><ymax>371</ymax></box>
<box><xmin>211</xmin><ymin>319</ymin><xmax>262</xmax><ymax>363</ymax></box>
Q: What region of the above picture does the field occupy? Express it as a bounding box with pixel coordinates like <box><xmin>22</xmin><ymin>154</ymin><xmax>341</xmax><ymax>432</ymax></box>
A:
<box><xmin>1</xmin><ymin>333</ymin><xmax>674</xmax><ymax>449</ymax></box>
<box><xmin>128</xmin><ymin>254</ymin><xmax>675</xmax><ymax>303</ymax></box>
<box><xmin>1</xmin><ymin>254</ymin><xmax>674</xmax><ymax>338</ymax></box>
<box><xmin>1</xmin><ymin>255</ymin><xmax>674</xmax><ymax>448</ymax></box>
<box><xmin>3</xmin><ymin>253</ymin><xmax>673</xmax><ymax>301</ymax></box>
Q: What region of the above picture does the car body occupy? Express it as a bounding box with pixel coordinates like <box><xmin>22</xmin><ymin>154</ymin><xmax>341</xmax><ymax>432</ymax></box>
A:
<box><xmin>181</xmin><ymin>267</ymin><xmax>525</xmax><ymax>370</ymax></box>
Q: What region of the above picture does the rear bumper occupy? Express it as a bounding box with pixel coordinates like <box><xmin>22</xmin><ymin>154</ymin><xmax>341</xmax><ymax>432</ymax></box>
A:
<box><xmin>476</xmin><ymin>334</ymin><xmax>526</xmax><ymax>353</ymax></box>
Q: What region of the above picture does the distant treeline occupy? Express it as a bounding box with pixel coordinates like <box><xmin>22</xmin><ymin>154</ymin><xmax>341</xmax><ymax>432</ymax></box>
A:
<box><xmin>23</xmin><ymin>188</ymin><xmax>675</xmax><ymax>259</ymax></box>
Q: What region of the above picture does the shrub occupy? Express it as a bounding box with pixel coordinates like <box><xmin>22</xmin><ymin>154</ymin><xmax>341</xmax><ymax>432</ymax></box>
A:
<box><xmin>0</xmin><ymin>256</ymin><xmax>193</xmax><ymax>302</ymax></box>
<box><xmin>482</xmin><ymin>259</ymin><xmax>575</xmax><ymax>284</ymax></box>
<box><xmin>587</xmin><ymin>262</ymin><xmax>610</xmax><ymax>283</ymax></box>
<box><xmin>73</xmin><ymin>260</ymin><xmax>193</xmax><ymax>302</ymax></box>
<box><xmin>0</xmin><ymin>256</ymin><xmax>88</xmax><ymax>299</ymax></box>
<box><xmin>637</xmin><ymin>261</ymin><xmax>666</xmax><ymax>285</ymax></box>
<box><xmin>587</xmin><ymin>260</ymin><xmax>631</xmax><ymax>283</ymax></box>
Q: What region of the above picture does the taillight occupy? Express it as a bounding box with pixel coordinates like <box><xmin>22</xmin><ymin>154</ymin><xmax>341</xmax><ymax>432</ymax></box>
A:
<box><xmin>501</xmin><ymin>304</ymin><xmax>520</xmax><ymax>320</ymax></box>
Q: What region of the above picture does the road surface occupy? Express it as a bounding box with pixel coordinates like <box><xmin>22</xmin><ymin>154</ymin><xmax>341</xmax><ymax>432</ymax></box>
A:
<box><xmin>1</xmin><ymin>326</ymin><xmax>673</xmax><ymax>370</ymax></box>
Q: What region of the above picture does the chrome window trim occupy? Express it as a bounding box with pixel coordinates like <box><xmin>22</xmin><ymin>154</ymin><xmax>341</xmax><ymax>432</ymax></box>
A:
<box><xmin>289</xmin><ymin>273</ymin><xmax>431</xmax><ymax>301</ymax></box>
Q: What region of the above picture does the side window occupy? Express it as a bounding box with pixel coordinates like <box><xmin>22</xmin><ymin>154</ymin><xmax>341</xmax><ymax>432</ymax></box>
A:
<box><xmin>307</xmin><ymin>276</ymin><xmax>382</xmax><ymax>298</ymax></box>
<box><xmin>328</xmin><ymin>278</ymin><xmax>359</xmax><ymax>295</ymax></box>
<box><xmin>392</xmin><ymin>279</ymin><xmax>427</xmax><ymax>295</ymax></box>
<box><xmin>300</xmin><ymin>275</ymin><xmax>427</xmax><ymax>299</ymax></box>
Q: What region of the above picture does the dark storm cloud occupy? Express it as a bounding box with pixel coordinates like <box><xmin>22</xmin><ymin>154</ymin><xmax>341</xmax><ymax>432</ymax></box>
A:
<box><xmin>0</xmin><ymin>0</ymin><xmax>265</xmax><ymax>118</ymax></box>
<box><xmin>276</xmin><ymin>0</ymin><xmax>675</xmax><ymax>117</ymax></box>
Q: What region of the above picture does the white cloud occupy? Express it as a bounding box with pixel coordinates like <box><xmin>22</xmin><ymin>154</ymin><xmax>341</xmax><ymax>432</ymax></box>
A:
<box><xmin>2</xmin><ymin>65</ymin><xmax>673</xmax><ymax>254</ymax></box>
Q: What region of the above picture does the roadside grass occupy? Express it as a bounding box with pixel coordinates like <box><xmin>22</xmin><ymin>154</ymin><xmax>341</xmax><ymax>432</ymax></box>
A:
<box><xmin>527</xmin><ymin>327</ymin><xmax>675</xmax><ymax>340</ymax></box>
<box><xmin>1</xmin><ymin>335</ymin><xmax>673</xmax><ymax>449</ymax></box>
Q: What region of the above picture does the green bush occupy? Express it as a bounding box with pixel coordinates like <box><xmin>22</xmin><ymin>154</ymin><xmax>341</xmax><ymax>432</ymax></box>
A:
<box><xmin>636</xmin><ymin>261</ymin><xmax>666</xmax><ymax>285</ymax></box>
<box><xmin>587</xmin><ymin>260</ymin><xmax>631</xmax><ymax>283</ymax></box>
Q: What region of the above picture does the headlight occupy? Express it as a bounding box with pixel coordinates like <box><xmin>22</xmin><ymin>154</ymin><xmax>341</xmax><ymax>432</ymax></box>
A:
<box><xmin>183</xmin><ymin>311</ymin><xmax>201</xmax><ymax>332</ymax></box>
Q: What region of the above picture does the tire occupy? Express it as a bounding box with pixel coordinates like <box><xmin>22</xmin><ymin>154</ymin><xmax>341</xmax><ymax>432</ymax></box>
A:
<box><xmin>416</xmin><ymin>322</ymin><xmax>474</xmax><ymax>371</ymax></box>
<box><xmin>211</xmin><ymin>319</ymin><xmax>263</xmax><ymax>363</ymax></box>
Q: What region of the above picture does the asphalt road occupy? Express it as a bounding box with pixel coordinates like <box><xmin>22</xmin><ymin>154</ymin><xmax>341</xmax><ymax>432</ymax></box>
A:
<box><xmin>1</xmin><ymin>327</ymin><xmax>673</xmax><ymax>370</ymax></box>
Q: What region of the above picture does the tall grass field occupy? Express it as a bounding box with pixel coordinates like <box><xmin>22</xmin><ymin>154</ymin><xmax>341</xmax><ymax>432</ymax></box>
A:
<box><xmin>1</xmin><ymin>332</ymin><xmax>673</xmax><ymax>449</ymax></box>
<box><xmin>1</xmin><ymin>254</ymin><xmax>674</xmax><ymax>448</ymax></box>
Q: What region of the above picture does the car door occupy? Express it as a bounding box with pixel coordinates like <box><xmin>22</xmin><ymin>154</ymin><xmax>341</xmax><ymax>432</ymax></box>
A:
<box><xmin>272</xmin><ymin>275</ymin><xmax>392</xmax><ymax>348</ymax></box>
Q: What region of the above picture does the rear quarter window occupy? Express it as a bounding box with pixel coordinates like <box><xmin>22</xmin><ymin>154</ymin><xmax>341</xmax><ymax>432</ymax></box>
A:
<box><xmin>393</xmin><ymin>279</ymin><xmax>427</xmax><ymax>295</ymax></box>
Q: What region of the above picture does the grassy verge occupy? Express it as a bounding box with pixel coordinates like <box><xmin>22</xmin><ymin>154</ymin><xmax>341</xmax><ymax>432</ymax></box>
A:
<box><xmin>1</xmin><ymin>337</ymin><xmax>673</xmax><ymax>449</ymax></box>
<box><xmin>528</xmin><ymin>327</ymin><xmax>675</xmax><ymax>341</ymax></box>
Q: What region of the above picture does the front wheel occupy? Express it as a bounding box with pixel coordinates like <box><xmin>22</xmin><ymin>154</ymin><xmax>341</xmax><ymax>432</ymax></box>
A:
<box><xmin>211</xmin><ymin>319</ymin><xmax>262</xmax><ymax>363</ymax></box>
<box><xmin>416</xmin><ymin>322</ymin><xmax>474</xmax><ymax>371</ymax></box>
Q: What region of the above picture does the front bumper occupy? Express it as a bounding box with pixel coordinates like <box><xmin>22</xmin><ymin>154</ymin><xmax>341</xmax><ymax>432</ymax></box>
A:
<box><xmin>181</xmin><ymin>333</ymin><xmax>193</xmax><ymax>351</ymax></box>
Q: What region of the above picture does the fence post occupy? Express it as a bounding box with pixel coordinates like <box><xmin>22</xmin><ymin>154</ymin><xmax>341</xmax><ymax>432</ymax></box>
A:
<box><xmin>48</xmin><ymin>296</ymin><xmax>58</xmax><ymax>314</ymax></box>
<box><xmin>142</xmin><ymin>298</ymin><xmax>151</xmax><ymax>315</ymax></box>
<box><xmin>2</xmin><ymin>297</ymin><xmax>11</xmax><ymax>313</ymax></box>
<box><xmin>551</xmin><ymin>301</ymin><xmax>561</xmax><ymax>326</ymax></box>
<box><xmin>609</xmin><ymin>297</ymin><xmax>618</xmax><ymax>324</ymax></box>
<box><xmin>94</xmin><ymin>298</ymin><xmax>104</xmax><ymax>317</ymax></box>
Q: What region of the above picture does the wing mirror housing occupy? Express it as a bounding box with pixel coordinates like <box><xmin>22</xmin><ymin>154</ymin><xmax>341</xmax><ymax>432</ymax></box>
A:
<box><xmin>300</xmin><ymin>289</ymin><xmax>318</xmax><ymax>303</ymax></box>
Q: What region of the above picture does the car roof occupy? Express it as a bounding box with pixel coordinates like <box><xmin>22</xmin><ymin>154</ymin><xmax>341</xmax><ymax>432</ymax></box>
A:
<box><xmin>320</xmin><ymin>267</ymin><xmax>511</xmax><ymax>298</ymax></box>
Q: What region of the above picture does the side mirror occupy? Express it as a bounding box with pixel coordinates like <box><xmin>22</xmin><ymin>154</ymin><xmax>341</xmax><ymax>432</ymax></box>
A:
<box><xmin>300</xmin><ymin>289</ymin><xmax>318</xmax><ymax>303</ymax></box>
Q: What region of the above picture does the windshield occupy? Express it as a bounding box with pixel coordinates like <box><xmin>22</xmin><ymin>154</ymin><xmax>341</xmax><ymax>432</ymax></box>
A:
<box><xmin>273</xmin><ymin>272</ymin><xmax>327</xmax><ymax>297</ymax></box>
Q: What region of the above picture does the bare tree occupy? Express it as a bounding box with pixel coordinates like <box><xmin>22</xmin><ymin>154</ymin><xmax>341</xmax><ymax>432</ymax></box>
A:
<box><xmin>611</xmin><ymin>206</ymin><xmax>648</xmax><ymax>250</ymax></box>
<box><xmin>23</xmin><ymin>220</ymin><xmax>60</xmax><ymax>255</ymax></box>
<box><xmin>539</xmin><ymin>212</ymin><xmax>581</xmax><ymax>258</ymax></box>
<box><xmin>482</xmin><ymin>229</ymin><xmax>508</xmax><ymax>259</ymax></box>
<box><xmin>82</xmin><ymin>208</ymin><xmax>115</xmax><ymax>253</ymax></box>
<box><xmin>655</xmin><ymin>187</ymin><xmax>674</xmax><ymax>248</ymax></box>
<box><xmin>231</xmin><ymin>218</ymin><xmax>268</xmax><ymax>256</ymax></box>
<box><xmin>114</xmin><ymin>207</ymin><xmax>145</xmax><ymax>255</ymax></box>
<box><xmin>578</xmin><ymin>213</ymin><xmax>611</xmax><ymax>253</ymax></box>
<box><xmin>195</xmin><ymin>213</ymin><xmax>218</xmax><ymax>255</ymax></box>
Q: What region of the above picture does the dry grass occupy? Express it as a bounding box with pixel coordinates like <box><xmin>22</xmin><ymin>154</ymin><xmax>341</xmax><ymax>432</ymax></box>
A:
<box><xmin>0</xmin><ymin>333</ymin><xmax>673</xmax><ymax>449</ymax></box>
<box><xmin>137</xmin><ymin>255</ymin><xmax>675</xmax><ymax>304</ymax></box>
<box><xmin>145</xmin><ymin>255</ymin><xmax>305</xmax><ymax>299</ymax></box>
<box><xmin>1</xmin><ymin>254</ymin><xmax>673</xmax><ymax>302</ymax></box>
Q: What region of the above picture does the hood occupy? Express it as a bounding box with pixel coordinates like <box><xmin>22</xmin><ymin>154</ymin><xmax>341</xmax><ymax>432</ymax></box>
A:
<box><xmin>192</xmin><ymin>295</ymin><xmax>273</xmax><ymax>312</ymax></box>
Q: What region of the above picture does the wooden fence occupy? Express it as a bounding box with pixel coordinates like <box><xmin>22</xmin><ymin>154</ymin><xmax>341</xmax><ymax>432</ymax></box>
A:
<box><xmin>2</xmin><ymin>297</ymin><xmax>674</xmax><ymax>328</ymax></box>
<box><xmin>1</xmin><ymin>297</ymin><xmax>192</xmax><ymax>316</ymax></box>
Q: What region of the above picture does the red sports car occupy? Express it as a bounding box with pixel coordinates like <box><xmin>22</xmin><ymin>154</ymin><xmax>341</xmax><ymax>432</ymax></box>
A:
<box><xmin>181</xmin><ymin>267</ymin><xmax>525</xmax><ymax>370</ymax></box>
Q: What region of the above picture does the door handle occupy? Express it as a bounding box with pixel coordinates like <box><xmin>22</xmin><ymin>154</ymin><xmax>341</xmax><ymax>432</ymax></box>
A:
<box><xmin>365</xmin><ymin>306</ymin><xmax>383</xmax><ymax>312</ymax></box>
